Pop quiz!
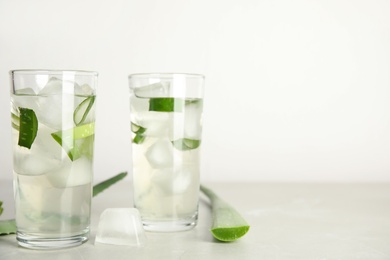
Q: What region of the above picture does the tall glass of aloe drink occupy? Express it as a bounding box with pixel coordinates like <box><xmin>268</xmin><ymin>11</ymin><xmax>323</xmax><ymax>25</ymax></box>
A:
<box><xmin>10</xmin><ymin>70</ymin><xmax>98</xmax><ymax>249</ymax></box>
<box><xmin>128</xmin><ymin>73</ymin><xmax>205</xmax><ymax>232</ymax></box>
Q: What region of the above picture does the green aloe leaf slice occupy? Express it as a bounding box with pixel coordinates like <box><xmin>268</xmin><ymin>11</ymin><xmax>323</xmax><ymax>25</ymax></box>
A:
<box><xmin>172</xmin><ymin>138</ymin><xmax>201</xmax><ymax>151</ymax></box>
<box><xmin>131</xmin><ymin>122</ymin><xmax>146</xmax><ymax>134</ymax></box>
<box><xmin>18</xmin><ymin>107</ymin><xmax>38</xmax><ymax>149</ymax></box>
<box><xmin>73</xmin><ymin>96</ymin><xmax>95</xmax><ymax>125</ymax></box>
<box><xmin>131</xmin><ymin>122</ymin><xmax>146</xmax><ymax>144</ymax></box>
<box><xmin>149</xmin><ymin>98</ymin><xmax>184</xmax><ymax>112</ymax></box>
<box><xmin>51</xmin><ymin>123</ymin><xmax>95</xmax><ymax>161</ymax></box>
<box><xmin>201</xmin><ymin>185</ymin><xmax>250</xmax><ymax>242</ymax></box>
<box><xmin>133</xmin><ymin>134</ymin><xmax>146</xmax><ymax>144</ymax></box>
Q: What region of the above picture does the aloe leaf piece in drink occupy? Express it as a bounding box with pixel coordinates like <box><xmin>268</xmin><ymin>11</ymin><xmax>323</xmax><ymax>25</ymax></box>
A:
<box><xmin>131</xmin><ymin>122</ymin><xmax>146</xmax><ymax>144</ymax></box>
<box><xmin>133</xmin><ymin>134</ymin><xmax>146</xmax><ymax>144</ymax></box>
<box><xmin>18</xmin><ymin>107</ymin><xmax>38</xmax><ymax>149</ymax></box>
<box><xmin>131</xmin><ymin>122</ymin><xmax>146</xmax><ymax>134</ymax></box>
<box><xmin>200</xmin><ymin>185</ymin><xmax>250</xmax><ymax>242</ymax></box>
<box><xmin>149</xmin><ymin>98</ymin><xmax>184</xmax><ymax>112</ymax></box>
<box><xmin>172</xmin><ymin>138</ymin><xmax>201</xmax><ymax>151</ymax></box>
<box><xmin>51</xmin><ymin>122</ymin><xmax>95</xmax><ymax>161</ymax></box>
<box><xmin>73</xmin><ymin>96</ymin><xmax>95</xmax><ymax>125</ymax></box>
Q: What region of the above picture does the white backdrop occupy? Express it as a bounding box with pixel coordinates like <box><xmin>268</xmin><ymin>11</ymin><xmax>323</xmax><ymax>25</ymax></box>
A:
<box><xmin>1</xmin><ymin>0</ymin><xmax>390</xmax><ymax>182</ymax></box>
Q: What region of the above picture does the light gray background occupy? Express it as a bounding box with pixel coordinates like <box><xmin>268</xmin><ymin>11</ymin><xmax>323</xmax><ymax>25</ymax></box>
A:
<box><xmin>1</xmin><ymin>0</ymin><xmax>390</xmax><ymax>183</ymax></box>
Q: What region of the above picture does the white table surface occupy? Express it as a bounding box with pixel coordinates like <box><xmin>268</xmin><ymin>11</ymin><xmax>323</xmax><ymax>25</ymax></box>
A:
<box><xmin>1</xmin><ymin>178</ymin><xmax>390</xmax><ymax>260</ymax></box>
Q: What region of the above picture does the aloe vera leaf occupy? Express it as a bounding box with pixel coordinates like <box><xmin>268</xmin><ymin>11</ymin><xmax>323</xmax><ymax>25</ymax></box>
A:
<box><xmin>200</xmin><ymin>185</ymin><xmax>250</xmax><ymax>242</ymax></box>
<box><xmin>0</xmin><ymin>172</ymin><xmax>128</xmax><ymax>236</ymax></box>
<box><xmin>92</xmin><ymin>172</ymin><xmax>127</xmax><ymax>197</ymax></box>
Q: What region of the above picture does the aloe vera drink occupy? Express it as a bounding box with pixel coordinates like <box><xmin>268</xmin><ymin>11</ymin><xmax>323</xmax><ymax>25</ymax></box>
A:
<box><xmin>10</xmin><ymin>70</ymin><xmax>98</xmax><ymax>249</ymax></box>
<box><xmin>129</xmin><ymin>73</ymin><xmax>205</xmax><ymax>232</ymax></box>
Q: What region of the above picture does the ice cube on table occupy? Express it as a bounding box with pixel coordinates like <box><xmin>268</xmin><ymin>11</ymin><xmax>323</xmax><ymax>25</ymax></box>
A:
<box><xmin>46</xmin><ymin>156</ymin><xmax>92</xmax><ymax>188</ymax></box>
<box><xmin>134</xmin><ymin>82</ymin><xmax>171</xmax><ymax>98</ymax></box>
<box><xmin>95</xmin><ymin>208</ymin><xmax>147</xmax><ymax>247</ymax></box>
<box><xmin>145</xmin><ymin>139</ymin><xmax>174</xmax><ymax>168</ymax></box>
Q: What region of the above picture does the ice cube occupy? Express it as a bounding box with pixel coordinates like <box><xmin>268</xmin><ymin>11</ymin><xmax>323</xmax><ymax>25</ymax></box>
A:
<box><xmin>11</xmin><ymin>93</ymin><xmax>41</xmax><ymax>115</ymax></box>
<box><xmin>135</xmin><ymin>111</ymin><xmax>172</xmax><ymax>137</ymax></box>
<box><xmin>46</xmin><ymin>156</ymin><xmax>92</xmax><ymax>188</ymax></box>
<box><xmin>130</xmin><ymin>95</ymin><xmax>149</xmax><ymax>113</ymax></box>
<box><xmin>95</xmin><ymin>208</ymin><xmax>147</xmax><ymax>247</ymax></box>
<box><xmin>39</xmin><ymin>77</ymin><xmax>80</xmax><ymax>96</ymax></box>
<box><xmin>33</xmin><ymin>77</ymin><xmax>80</xmax><ymax>129</ymax></box>
<box><xmin>12</xmin><ymin>122</ymin><xmax>64</xmax><ymax>176</ymax></box>
<box><xmin>35</xmin><ymin>93</ymin><xmax>75</xmax><ymax>129</ymax></box>
<box><xmin>13</xmin><ymin>151</ymin><xmax>61</xmax><ymax>176</ymax></box>
<box><xmin>183</xmin><ymin>100</ymin><xmax>203</xmax><ymax>139</ymax></box>
<box><xmin>33</xmin><ymin>124</ymin><xmax>68</xmax><ymax>160</ymax></box>
<box><xmin>134</xmin><ymin>82</ymin><xmax>171</xmax><ymax>98</ymax></box>
<box><xmin>145</xmin><ymin>139</ymin><xmax>174</xmax><ymax>168</ymax></box>
<box><xmin>151</xmin><ymin>166</ymin><xmax>192</xmax><ymax>195</ymax></box>
<box><xmin>75</xmin><ymin>84</ymin><xmax>94</xmax><ymax>96</ymax></box>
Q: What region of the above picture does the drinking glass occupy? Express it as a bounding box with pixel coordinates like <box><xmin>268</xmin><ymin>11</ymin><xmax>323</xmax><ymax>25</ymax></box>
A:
<box><xmin>10</xmin><ymin>70</ymin><xmax>98</xmax><ymax>249</ymax></box>
<box><xmin>128</xmin><ymin>73</ymin><xmax>205</xmax><ymax>231</ymax></box>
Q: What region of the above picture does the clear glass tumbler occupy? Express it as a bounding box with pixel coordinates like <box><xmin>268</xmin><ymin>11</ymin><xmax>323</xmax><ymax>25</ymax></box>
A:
<box><xmin>128</xmin><ymin>73</ymin><xmax>205</xmax><ymax>232</ymax></box>
<box><xmin>10</xmin><ymin>70</ymin><xmax>98</xmax><ymax>249</ymax></box>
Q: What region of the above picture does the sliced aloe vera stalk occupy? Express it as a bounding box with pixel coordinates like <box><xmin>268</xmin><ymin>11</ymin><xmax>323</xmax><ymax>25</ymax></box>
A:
<box><xmin>51</xmin><ymin>123</ymin><xmax>95</xmax><ymax>161</ymax></box>
<box><xmin>18</xmin><ymin>107</ymin><xmax>38</xmax><ymax>149</ymax></box>
<box><xmin>73</xmin><ymin>96</ymin><xmax>95</xmax><ymax>125</ymax></box>
<box><xmin>149</xmin><ymin>98</ymin><xmax>184</xmax><ymax>112</ymax></box>
<box><xmin>131</xmin><ymin>122</ymin><xmax>146</xmax><ymax>134</ymax></box>
<box><xmin>133</xmin><ymin>134</ymin><xmax>146</xmax><ymax>144</ymax></box>
<box><xmin>131</xmin><ymin>122</ymin><xmax>146</xmax><ymax>144</ymax></box>
<box><xmin>172</xmin><ymin>138</ymin><xmax>201</xmax><ymax>151</ymax></box>
<box><xmin>201</xmin><ymin>185</ymin><xmax>250</xmax><ymax>242</ymax></box>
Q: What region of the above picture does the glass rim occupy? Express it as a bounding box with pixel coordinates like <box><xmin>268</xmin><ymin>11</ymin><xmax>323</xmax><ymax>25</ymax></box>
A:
<box><xmin>10</xmin><ymin>69</ymin><xmax>98</xmax><ymax>76</ymax></box>
<box><xmin>128</xmin><ymin>72</ymin><xmax>204</xmax><ymax>79</ymax></box>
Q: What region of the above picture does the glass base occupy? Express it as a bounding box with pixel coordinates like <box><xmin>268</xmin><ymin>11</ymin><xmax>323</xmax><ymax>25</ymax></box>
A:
<box><xmin>16</xmin><ymin>230</ymin><xmax>89</xmax><ymax>250</ymax></box>
<box><xmin>142</xmin><ymin>214</ymin><xmax>198</xmax><ymax>232</ymax></box>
